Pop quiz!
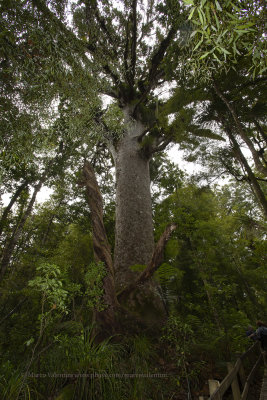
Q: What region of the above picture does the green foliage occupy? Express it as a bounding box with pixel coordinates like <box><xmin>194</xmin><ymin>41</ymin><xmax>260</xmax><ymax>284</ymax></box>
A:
<box><xmin>84</xmin><ymin>262</ymin><xmax>106</xmax><ymax>311</ymax></box>
<box><xmin>161</xmin><ymin>314</ymin><xmax>206</xmax><ymax>387</ymax></box>
<box><xmin>0</xmin><ymin>173</ymin><xmax>266</xmax><ymax>399</ymax></box>
<box><xmin>183</xmin><ymin>0</ymin><xmax>266</xmax><ymax>79</ymax></box>
<box><xmin>28</xmin><ymin>262</ymin><xmax>69</xmax><ymax>313</ymax></box>
<box><xmin>0</xmin><ymin>361</ymin><xmax>32</xmax><ymax>400</ymax></box>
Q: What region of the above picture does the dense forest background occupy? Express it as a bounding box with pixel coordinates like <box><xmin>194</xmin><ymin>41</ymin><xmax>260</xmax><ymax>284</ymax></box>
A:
<box><xmin>0</xmin><ymin>0</ymin><xmax>266</xmax><ymax>399</ymax></box>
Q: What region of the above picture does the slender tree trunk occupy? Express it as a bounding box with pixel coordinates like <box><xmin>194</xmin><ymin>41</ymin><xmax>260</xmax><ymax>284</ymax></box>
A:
<box><xmin>0</xmin><ymin>181</ymin><xmax>28</xmax><ymax>237</ymax></box>
<box><xmin>254</xmin><ymin>119</ymin><xmax>267</xmax><ymax>146</ymax></box>
<box><xmin>113</xmin><ymin>109</ymin><xmax>154</xmax><ymax>288</ymax></box>
<box><xmin>216</xmin><ymin>108</ymin><xmax>267</xmax><ymax>217</ymax></box>
<box><xmin>231</xmin><ymin>254</ymin><xmax>261</xmax><ymax>318</ymax></box>
<box><xmin>201</xmin><ymin>276</ymin><xmax>223</xmax><ymax>332</ymax></box>
<box><xmin>190</xmin><ymin>243</ymin><xmax>224</xmax><ymax>332</ymax></box>
<box><xmin>0</xmin><ymin>178</ymin><xmax>44</xmax><ymax>280</ymax></box>
<box><xmin>226</xmin><ymin>127</ymin><xmax>267</xmax><ymax>218</ymax></box>
<box><xmin>214</xmin><ymin>83</ymin><xmax>267</xmax><ymax>177</ymax></box>
<box><xmin>40</xmin><ymin>199</ymin><xmax>64</xmax><ymax>246</ymax></box>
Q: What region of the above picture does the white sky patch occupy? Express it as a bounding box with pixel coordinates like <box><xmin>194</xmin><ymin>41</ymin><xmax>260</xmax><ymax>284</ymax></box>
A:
<box><xmin>1</xmin><ymin>186</ymin><xmax>54</xmax><ymax>207</ymax></box>
<box><xmin>1</xmin><ymin>193</ymin><xmax>12</xmax><ymax>207</ymax></box>
<box><xmin>36</xmin><ymin>186</ymin><xmax>54</xmax><ymax>203</ymax></box>
<box><xmin>168</xmin><ymin>144</ymin><xmax>202</xmax><ymax>175</ymax></box>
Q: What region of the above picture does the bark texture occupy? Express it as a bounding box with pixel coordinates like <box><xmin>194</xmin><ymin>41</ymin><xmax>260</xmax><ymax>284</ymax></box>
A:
<box><xmin>81</xmin><ymin>156</ymin><xmax>174</xmax><ymax>331</ymax></box>
<box><xmin>118</xmin><ymin>223</ymin><xmax>177</xmax><ymax>301</ymax></box>
<box><xmin>113</xmin><ymin>110</ymin><xmax>154</xmax><ymax>287</ymax></box>
<box><xmin>82</xmin><ymin>161</ymin><xmax>118</xmax><ymax>333</ymax></box>
<box><xmin>109</xmin><ymin>110</ymin><xmax>168</xmax><ymax>325</ymax></box>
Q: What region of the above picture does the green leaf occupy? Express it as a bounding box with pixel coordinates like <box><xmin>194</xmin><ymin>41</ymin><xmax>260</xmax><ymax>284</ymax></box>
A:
<box><xmin>130</xmin><ymin>264</ymin><xmax>146</xmax><ymax>272</ymax></box>
<box><xmin>214</xmin><ymin>12</ymin><xmax>220</xmax><ymax>30</ymax></box>
<box><xmin>234</xmin><ymin>28</ymin><xmax>254</xmax><ymax>34</ymax></box>
<box><xmin>188</xmin><ymin>6</ymin><xmax>196</xmax><ymax>20</ymax></box>
<box><xmin>215</xmin><ymin>1</ymin><xmax>222</xmax><ymax>11</ymax></box>
<box><xmin>213</xmin><ymin>52</ymin><xmax>221</xmax><ymax>63</ymax></box>
<box><xmin>197</xmin><ymin>8</ymin><xmax>205</xmax><ymax>25</ymax></box>
<box><xmin>258</xmin><ymin>66</ymin><xmax>267</xmax><ymax>75</ymax></box>
<box><xmin>190</xmin><ymin>30</ymin><xmax>198</xmax><ymax>38</ymax></box>
<box><xmin>199</xmin><ymin>51</ymin><xmax>210</xmax><ymax>59</ymax></box>
<box><xmin>193</xmin><ymin>37</ymin><xmax>204</xmax><ymax>51</ymax></box>
<box><xmin>235</xmin><ymin>22</ymin><xmax>255</xmax><ymax>29</ymax></box>
<box><xmin>220</xmin><ymin>47</ymin><xmax>231</xmax><ymax>55</ymax></box>
<box><xmin>25</xmin><ymin>338</ymin><xmax>34</xmax><ymax>346</ymax></box>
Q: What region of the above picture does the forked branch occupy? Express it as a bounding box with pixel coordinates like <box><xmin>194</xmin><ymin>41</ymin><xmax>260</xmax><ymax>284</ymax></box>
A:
<box><xmin>118</xmin><ymin>223</ymin><xmax>177</xmax><ymax>301</ymax></box>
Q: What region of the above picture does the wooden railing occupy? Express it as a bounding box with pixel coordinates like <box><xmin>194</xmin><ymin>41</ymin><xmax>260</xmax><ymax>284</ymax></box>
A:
<box><xmin>208</xmin><ymin>342</ymin><xmax>264</xmax><ymax>400</ymax></box>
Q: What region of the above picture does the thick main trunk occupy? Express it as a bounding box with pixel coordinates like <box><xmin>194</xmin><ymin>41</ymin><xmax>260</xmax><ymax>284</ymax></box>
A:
<box><xmin>111</xmin><ymin>110</ymin><xmax>167</xmax><ymax>327</ymax></box>
<box><xmin>113</xmin><ymin>133</ymin><xmax>154</xmax><ymax>288</ymax></box>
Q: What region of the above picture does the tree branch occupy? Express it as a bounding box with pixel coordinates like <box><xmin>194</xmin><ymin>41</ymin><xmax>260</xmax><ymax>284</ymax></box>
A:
<box><xmin>102</xmin><ymin>64</ymin><xmax>121</xmax><ymax>86</ymax></box>
<box><xmin>124</xmin><ymin>16</ymin><xmax>130</xmax><ymax>82</ymax></box>
<box><xmin>94</xmin><ymin>9</ymin><xmax>119</xmax><ymax>58</ymax></box>
<box><xmin>130</xmin><ymin>0</ymin><xmax>137</xmax><ymax>83</ymax></box>
<box><xmin>150</xmin><ymin>137</ymin><xmax>172</xmax><ymax>154</ymax></box>
<box><xmin>135</xmin><ymin>26</ymin><xmax>177</xmax><ymax>107</ymax></box>
<box><xmin>32</xmin><ymin>0</ymin><xmax>88</xmax><ymax>57</ymax></box>
<box><xmin>0</xmin><ymin>298</ymin><xmax>27</xmax><ymax>325</ymax></box>
<box><xmin>254</xmin><ymin>119</ymin><xmax>267</xmax><ymax>145</ymax></box>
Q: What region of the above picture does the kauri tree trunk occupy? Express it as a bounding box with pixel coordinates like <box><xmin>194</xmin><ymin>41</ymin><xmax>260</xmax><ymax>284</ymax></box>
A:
<box><xmin>111</xmin><ymin>109</ymin><xmax>167</xmax><ymax>324</ymax></box>
<box><xmin>113</xmin><ymin>134</ymin><xmax>154</xmax><ymax>287</ymax></box>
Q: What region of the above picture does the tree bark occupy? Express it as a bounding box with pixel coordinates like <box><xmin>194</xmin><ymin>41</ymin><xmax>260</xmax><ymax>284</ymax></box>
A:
<box><xmin>110</xmin><ymin>108</ymin><xmax>168</xmax><ymax>326</ymax></box>
<box><xmin>118</xmin><ymin>223</ymin><xmax>177</xmax><ymax>302</ymax></box>
<box><xmin>113</xmin><ymin>110</ymin><xmax>154</xmax><ymax>288</ymax></box>
<box><xmin>82</xmin><ymin>161</ymin><xmax>118</xmax><ymax>334</ymax></box>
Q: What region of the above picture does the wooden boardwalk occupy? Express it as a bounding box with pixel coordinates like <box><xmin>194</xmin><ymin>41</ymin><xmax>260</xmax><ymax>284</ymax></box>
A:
<box><xmin>208</xmin><ymin>342</ymin><xmax>265</xmax><ymax>400</ymax></box>
<box><xmin>260</xmin><ymin>369</ymin><xmax>267</xmax><ymax>400</ymax></box>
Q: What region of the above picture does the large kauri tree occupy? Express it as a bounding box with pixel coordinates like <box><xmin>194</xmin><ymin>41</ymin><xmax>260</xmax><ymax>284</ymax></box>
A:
<box><xmin>69</xmin><ymin>0</ymin><xmax>210</xmax><ymax>292</ymax></box>
<box><xmin>2</xmin><ymin>0</ymin><xmax>218</xmax><ymax>328</ymax></box>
